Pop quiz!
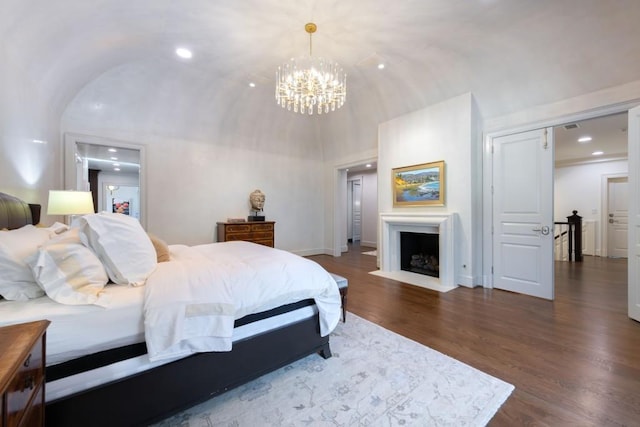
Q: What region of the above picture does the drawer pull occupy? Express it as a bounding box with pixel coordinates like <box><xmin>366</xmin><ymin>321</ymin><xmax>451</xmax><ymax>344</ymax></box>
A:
<box><xmin>23</xmin><ymin>353</ymin><xmax>31</xmax><ymax>367</ymax></box>
<box><xmin>23</xmin><ymin>375</ymin><xmax>35</xmax><ymax>391</ymax></box>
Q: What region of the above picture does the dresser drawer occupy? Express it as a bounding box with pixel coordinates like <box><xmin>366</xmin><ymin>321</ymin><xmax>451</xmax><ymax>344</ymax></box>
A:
<box><xmin>5</xmin><ymin>338</ymin><xmax>44</xmax><ymax>427</ymax></box>
<box><xmin>13</xmin><ymin>384</ymin><xmax>43</xmax><ymax>427</ymax></box>
<box><xmin>217</xmin><ymin>221</ymin><xmax>275</xmax><ymax>247</ymax></box>
<box><xmin>225</xmin><ymin>224</ymin><xmax>252</xmax><ymax>233</ymax></box>
<box><xmin>225</xmin><ymin>232</ymin><xmax>254</xmax><ymax>241</ymax></box>
<box><xmin>250</xmin><ymin>223</ymin><xmax>273</xmax><ymax>232</ymax></box>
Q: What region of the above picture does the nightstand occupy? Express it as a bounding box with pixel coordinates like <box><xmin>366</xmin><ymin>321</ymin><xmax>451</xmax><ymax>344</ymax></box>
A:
<box><xmin>0</xmin><ymin>320</ymin><xmax>50</xmax><ymax>427</ymax></box>
<box><xmin>217</xmin><ymin>221</ymin><xmax>275</xmax><ymax>247</ymax></box>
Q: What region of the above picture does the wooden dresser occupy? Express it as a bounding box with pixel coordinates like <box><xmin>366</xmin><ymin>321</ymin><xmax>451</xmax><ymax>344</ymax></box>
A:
<box><xmin>217</xmin><ymin>221</ymin><xmax>275</xmax><ymax>247</ymax></box>
<box><xmin>0</xmin><ymin>320</ymin><xmax>49</xmax><ymax>427</ymax></box>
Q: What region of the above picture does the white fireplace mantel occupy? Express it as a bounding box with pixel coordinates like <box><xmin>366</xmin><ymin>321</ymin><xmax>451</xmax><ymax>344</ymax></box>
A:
<box><xmin>370</xmin><ymin>212</ymin><xmax>457</xmax><ymax>292</ymax></box>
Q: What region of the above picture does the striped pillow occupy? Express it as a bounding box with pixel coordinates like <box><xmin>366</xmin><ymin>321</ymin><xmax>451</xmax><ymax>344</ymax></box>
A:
<box><xmin>27</xmin><ymin>228</ymin><xmax>110</xmax><ymax>306</ymax></box>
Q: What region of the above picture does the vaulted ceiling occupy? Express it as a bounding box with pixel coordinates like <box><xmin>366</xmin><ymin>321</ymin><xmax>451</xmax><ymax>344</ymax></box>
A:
<box><xmin>4</xmin><ymin>0</ymin><xmax>640</xmax><ymax>158</ymax></box>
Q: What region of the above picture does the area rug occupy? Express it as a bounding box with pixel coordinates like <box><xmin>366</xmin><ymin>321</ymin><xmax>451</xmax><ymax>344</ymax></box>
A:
<box><xmin>154</xmin><ymin>314</ymin><xmax>514</xmax><ymax>426</ymax></box>
<box><xmin>362</xmin><ymin>250</ymin><xmax>377</xmax><ymax>256</ymax></box>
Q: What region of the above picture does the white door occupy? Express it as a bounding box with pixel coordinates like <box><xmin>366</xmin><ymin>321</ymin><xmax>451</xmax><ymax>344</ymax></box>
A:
<box><xmin>607</xmin><ymin>177</ymin><xmax>628</xmax><ymax>258</ymax></box>
<box><xmin>347</xmin><ymin>181</ymin><xmax>353</xmax><ymax>240</ymax></box>
<box><xmin>628</xmin><ymin>105</ymin><xmax>640</xmax><ymax>322</ymax></box>
<box><xmin>351</xmin><ymin>179</ymin><xmax>362</xmax><ymax>242</ymax></box>
<box><xmin>492</xmin><ymin>128</ymin><xmax>554</xmax><ymax>300</ymax></box>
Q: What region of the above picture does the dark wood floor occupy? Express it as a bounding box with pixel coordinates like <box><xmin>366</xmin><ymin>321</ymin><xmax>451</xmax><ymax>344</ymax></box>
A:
<box><xmin>308</xmin><ymin>245</ymin><xmax>640</xmax><ymax>426</ymax></box>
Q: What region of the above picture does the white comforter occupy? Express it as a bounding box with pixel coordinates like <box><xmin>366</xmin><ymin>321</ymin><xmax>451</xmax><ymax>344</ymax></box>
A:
<box><xmin>143</xmin><ymin>241</ymin><xmax>342</xmax><ymax>361</ymax></box>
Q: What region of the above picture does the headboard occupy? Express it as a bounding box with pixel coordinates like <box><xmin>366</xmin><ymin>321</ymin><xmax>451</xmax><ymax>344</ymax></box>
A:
<box><xmin>0</xmin><ymin>192</ymin><xmax>41</xmax><ymax>230</ymax></box>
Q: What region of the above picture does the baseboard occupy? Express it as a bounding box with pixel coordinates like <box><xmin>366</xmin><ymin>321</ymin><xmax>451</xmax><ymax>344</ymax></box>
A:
<box><xmin>457</xmin><ymin>274</ymin><xmax>479</xmax><ymax>288</ymax></box>
<box><xmin>291</xmin><ymin>248</ymin><xmax>330</xmax><ymax>257</ymax></box>
<box><xmin>360</xmin><ymin>240</ymin><xmax>377</xmax><ymax>248</ymax></box>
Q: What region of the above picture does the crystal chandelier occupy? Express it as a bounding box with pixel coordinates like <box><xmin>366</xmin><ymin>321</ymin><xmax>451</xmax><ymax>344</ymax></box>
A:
<box><xmin>276</xmin><ymin>23</ymin><xmax>347</xmax><ymax>115</ymax></box>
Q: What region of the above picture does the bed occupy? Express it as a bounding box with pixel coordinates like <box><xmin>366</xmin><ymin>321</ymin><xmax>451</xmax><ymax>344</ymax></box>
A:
<box><xmin>0</xmin><ymin>191</ymin><xmax>341</xmax><ymax>426</ymax></box>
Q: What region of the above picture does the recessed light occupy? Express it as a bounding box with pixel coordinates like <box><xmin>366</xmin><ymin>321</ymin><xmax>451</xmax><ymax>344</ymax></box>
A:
<box><xmin>110</xmin><ymin>157</ymin><xmax>118</xmax><ymax>160</ymax></box>
<box><xmin>112</xmin><ymin>163</ymin><xmax>120</xmax><ymax>167</ymax></box>
<box><xmin>377</xmin><ymin>63</ymin><xmax>385</xmax><ymax>70</ymax></box>
<box><xmin>249</xmin><ymin>82</ymin><xmax>256</xmax><ymax>88</ymax></box>
<box><xmin>592</xmin><ymin>151</ymin><xmax>604</xmax><ymax>156</ymax></box>
<box><xmin>175</xmin><ymin>48</ymin><xmax>193</xmax><ymax>59</ymax></box>
<box><xmin>32</xmin><ymin>139</ymin><xmax>47</xmax><ymax>144</ymax></box>
<box><xmin>114</xmin><ymin>167</ymin><xmax>121</xmax><ymax>171</ymax></box>
<box><xmin>578</xmin><ymin>136</ymin><xmax>592</xmax><ymax>143</ymax></box>
<box><xmin>108</xmin><ymin>148</ymin><xmax>117</xmax><ymax>153</ymax></box>
<box><xmin>366</xmin><ymin>164</ymin><xmax>372</xmax><ymax>168</ymax></box>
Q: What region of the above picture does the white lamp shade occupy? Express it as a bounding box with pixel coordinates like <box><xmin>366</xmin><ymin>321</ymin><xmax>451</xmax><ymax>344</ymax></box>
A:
<box><xmin>47</xmin><ymin>191</ymin><xmax>95</xmax><ymax>215</ymax></box>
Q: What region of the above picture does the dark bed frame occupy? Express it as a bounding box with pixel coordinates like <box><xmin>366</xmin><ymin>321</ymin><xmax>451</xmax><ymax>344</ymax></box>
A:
<box><xmin>0</xmin><ymin>192</ymin><xmax>332</xmax><ymax>426</ymax></box>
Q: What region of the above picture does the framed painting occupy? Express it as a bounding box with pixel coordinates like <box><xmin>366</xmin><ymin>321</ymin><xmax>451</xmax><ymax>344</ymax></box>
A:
<box><xmin>392</xmin><ymin>160</ymin><xmax>445</xmax><ymax>206</ymax></box>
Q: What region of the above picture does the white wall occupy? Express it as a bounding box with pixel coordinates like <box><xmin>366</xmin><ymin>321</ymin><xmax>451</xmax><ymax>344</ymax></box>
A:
<box><xmin>378</xmin><ymin>93</ymin><xmax>482</xmax><ymax>287</ymax></box>
<box><xmin>59</xmin><ymin>61</ymin><xmax>330</xmax><ymax>253</ymax></box>
<box><xmin>0</xmin><ymin>41</ymin><xmax>62</xmax><ymax>206</ymax></box>
<box><xmin>555</xmin><ymin>159</ymin><xmax>628</xmax><ymax>256</ymax></box>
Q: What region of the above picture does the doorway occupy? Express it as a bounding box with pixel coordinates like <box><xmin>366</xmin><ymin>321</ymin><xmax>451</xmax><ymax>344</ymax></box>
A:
<box><xmin>64</xmin><ymin>133</ymin><xmax>146</xmax><ymax>226</ymax></box>
<box><xmin>333</xmin><ymin>159</ymin><xmax>378</xmax><ymax>256</ymax></box>
<box><xmin>485</xmin><ymin>111</ymin><xmax>629</xmax><ymax>300</ymax></box>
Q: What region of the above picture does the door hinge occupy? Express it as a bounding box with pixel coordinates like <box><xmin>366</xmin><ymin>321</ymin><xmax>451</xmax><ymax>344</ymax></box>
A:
<box><xmin>491</xmin><ymin>266</ymin><xmax>494</xmax><ymax>274</ymax></box>
<box><xmin>543</xmin><ymin>128</ymin><xmax>548</xmax><ymax>150</ymax></box>
<box><xmin>491</xmin><ymin>185</ymin><xmax>494</xmax><ymax>195</ymax></box>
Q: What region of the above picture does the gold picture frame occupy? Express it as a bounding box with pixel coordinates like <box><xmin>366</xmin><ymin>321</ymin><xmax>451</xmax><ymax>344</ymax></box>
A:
<box><xmin>392</xmin><ymin>160</ymin><xmax>445</xmax><ymax>207</ymax></box>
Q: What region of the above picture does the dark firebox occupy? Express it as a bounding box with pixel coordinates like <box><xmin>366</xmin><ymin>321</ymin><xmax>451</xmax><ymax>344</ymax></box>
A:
<box><xmin>400</xmin><ymin>232</ymin><xmax>439</xmax><ymax>278</ymax></box>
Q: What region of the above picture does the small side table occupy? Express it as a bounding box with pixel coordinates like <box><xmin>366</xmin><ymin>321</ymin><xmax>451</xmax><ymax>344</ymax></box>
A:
<box><xmin>0</xmin><ymin>320</ymin><xmax>50</xmax><ymax>427</ymax></box>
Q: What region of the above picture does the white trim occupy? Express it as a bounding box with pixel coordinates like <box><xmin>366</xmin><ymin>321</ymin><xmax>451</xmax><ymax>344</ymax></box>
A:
<box><xmin>627</xmin><ymin>105</ymin><xmax>640</xmax><ymax>321</ymax></box>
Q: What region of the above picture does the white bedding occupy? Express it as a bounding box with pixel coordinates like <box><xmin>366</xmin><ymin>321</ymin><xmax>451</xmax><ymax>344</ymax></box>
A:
<box><xmin>144</xmin><ymin>241</ymin><xmax>341</xmax><ymax>361</ymax></box>
<box><xmin>0</xmin><ymin>240</ymin><xmax>341</xmax><ymax>366</ymax></box>
<box><xmin>0</xmin><ymin>240</ymin><xmax>341</xmax><ymax>367</ymax></box>
<box><xmin>0</xmin><ymin>284</ymin><xmax>145</xmax><ymax>365</ymax></box>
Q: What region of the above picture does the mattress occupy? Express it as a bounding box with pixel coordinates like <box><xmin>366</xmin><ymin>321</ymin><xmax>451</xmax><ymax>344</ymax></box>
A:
<box><xmin>1</xmin><ymin>282</ymin><xmax>320</xmax><ymax>398</ymax></box>
<box><xmin>46</xmin><ymin>304</ymin><xmax>318</xmax><ymax>402</ymax></box>
<box><xmin>0</xmin><ymin>283</ymin><xmax>145</xmax><ymax>365</ymax></box>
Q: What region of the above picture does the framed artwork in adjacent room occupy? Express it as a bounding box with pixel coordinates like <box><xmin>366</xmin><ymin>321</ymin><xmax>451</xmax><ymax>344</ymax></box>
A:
<box><xmin>392</xmin><ymin>160</ymin><xmax>445</xmax><ymax>207</ymax></box>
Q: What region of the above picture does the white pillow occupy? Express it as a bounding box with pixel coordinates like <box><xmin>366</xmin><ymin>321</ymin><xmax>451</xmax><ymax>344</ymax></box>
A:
<box><xmin>0</xmin><ymin>223</ymin><xmax>67</xmax><ymax>300</ymax></box>
<box><xmin>26</xmin><ymin>228</ymin><xmax>110</xmax><ymax>306</ymax></box>
<box><xmin>75</xmin><ymin>212</ymin><xmax>157</xmax><ymax>286</ymax></box>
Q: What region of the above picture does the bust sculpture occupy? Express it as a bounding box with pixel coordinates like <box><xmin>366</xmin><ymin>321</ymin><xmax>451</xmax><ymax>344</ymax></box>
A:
<box><xmin>249</xmin><ymin>189</ymin><xmax>265</xmax><ymax>213</ymax></box>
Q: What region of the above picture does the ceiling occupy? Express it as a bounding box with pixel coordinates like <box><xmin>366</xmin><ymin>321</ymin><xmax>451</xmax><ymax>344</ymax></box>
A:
<box><xmin>4</xmin><ymin>0</ymin><xmax>640</xmax><ymax>163</ymax></box>
<box><xmin>554</xmin><ymin>113</ymin><xmax>628</xmax><ymax>166</ymax></box>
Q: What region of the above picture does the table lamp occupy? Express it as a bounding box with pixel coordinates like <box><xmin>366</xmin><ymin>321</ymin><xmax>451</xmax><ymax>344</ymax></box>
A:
<box><xmin>47</xmin><ymin>190</ymin><xmax>94</xmax><ymax>224</ymax></box>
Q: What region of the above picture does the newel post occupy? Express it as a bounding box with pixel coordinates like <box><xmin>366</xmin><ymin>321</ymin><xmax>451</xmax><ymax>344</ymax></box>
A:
<box><xmin>567</xmin><ymin>210</ymin><xmax>583</xmax><ymax>262</ymax></box>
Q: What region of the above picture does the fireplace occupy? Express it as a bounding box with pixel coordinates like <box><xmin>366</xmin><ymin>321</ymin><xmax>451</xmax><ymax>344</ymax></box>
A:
<box><xmin>400</xmin><ymin>232</ymin><xmax>439</xmax><ymax>278</ymax></box>
<box><xmin>370</xmin><ymin>213</ymin><xmax>456</xmax><ymax>292</ymax></box>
